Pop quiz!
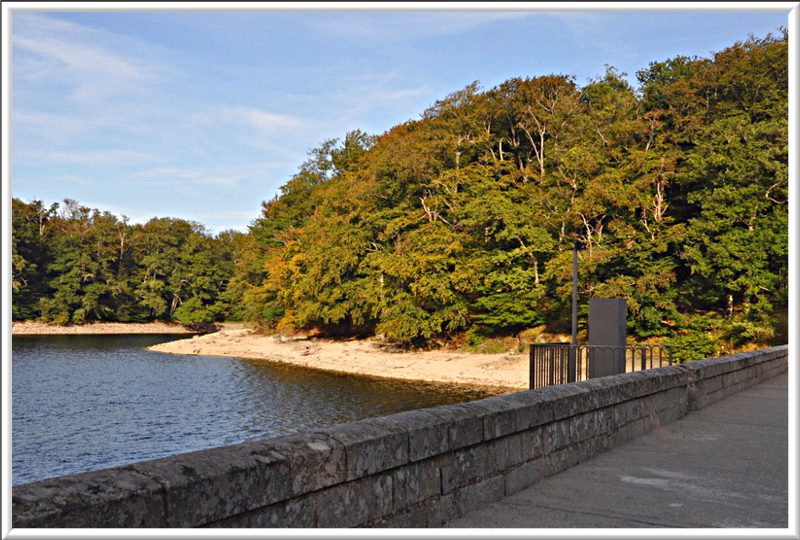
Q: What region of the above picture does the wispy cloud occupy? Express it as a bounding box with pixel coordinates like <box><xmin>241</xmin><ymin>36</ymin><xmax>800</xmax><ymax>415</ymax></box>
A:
<box><xmin>232</xmin><ymin>107</ymin><xmax>307</xmax><ymax>137</ymax></box>
<box><xmin>186</xmin><ymin>105</ymin><xmax>316</xmax><ymax>160</ymax></box>
<box><xmin>329</xmin><ymin>79</ymin><xmax>433</xmax><ymax>129</ymax></box>
<box><xmin>12</xmin><ymin>13</ymin><xmax>164</xmax><ymax>102</ymax></box>
<box><xmin>12</xmin><ymin>109</ymin><xmax>93</xmax><ymax>144</ymax></box>
<box><xmin>14</xmin><ymin>34</ymin><xmax>148</xmax><ymax>88</ymax></box>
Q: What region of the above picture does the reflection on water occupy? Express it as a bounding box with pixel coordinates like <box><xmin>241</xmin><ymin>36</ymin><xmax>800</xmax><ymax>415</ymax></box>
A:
<box><xmin>12</xmin><ymin>334</ymin><xmax>509</xmax><ymax>485</ymax></box>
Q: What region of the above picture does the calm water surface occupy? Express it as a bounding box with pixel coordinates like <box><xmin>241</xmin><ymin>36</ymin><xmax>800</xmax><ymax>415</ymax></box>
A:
<box><xmin>12</xmin><ymin>334</ymin><xmax>509</xmax><ymax>485</ymax></box>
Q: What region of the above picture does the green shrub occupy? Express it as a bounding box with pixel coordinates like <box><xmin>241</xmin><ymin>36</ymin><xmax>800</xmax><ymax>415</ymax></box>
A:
<box><xmin>666</xmin><ymin>331</ymin><xmax>717</xmax><ymax>363</ymax></box>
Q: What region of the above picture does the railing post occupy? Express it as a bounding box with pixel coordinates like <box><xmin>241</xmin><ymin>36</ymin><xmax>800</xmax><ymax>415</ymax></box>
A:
<box><xmin>529</xmin><ymin>345</ymin><xmax>534</xmax><ymax>389</ymax></box>
<box><xmin>568</xmin><ymin>345</ymin><xmax>576</xmax><ymax>383</ymax></box>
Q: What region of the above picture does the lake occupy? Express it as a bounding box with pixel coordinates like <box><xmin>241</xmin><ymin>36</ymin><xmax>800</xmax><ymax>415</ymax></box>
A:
<box><xmin>11</xmin><ymin>334</ymin><xmax>508</xmax><ymax>486</ymax></box>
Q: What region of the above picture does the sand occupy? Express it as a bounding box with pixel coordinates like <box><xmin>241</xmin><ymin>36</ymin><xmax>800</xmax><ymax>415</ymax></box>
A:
<box><xmin>148</xmin><ymin>328</ymin><xmax>530</xmax><ymax>391</ymax></box>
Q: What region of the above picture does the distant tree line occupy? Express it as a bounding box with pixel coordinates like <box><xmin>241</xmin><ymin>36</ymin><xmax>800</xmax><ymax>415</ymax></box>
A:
<box><xmin>13</xmin><ymin>31</ymin><xmax>787</xmax><ymax>360</ymax></box>
<box><xmin>11</xmin><ymin>198</ymin><xmax>244</xmax><ymax>324</ymax></box>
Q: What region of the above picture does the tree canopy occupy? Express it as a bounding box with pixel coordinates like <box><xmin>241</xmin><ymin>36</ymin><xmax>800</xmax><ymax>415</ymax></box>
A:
<box><xmin>12</xmin><ymin>198</ymin><xmax>241</xmax><ymax>325</ymax></box>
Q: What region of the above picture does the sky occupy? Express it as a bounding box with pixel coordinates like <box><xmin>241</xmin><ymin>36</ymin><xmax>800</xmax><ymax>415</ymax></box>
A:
<box><xmin>4</xmin><ymin>3</ymin><xmax>794</xmax><ymax>234</ymax></box>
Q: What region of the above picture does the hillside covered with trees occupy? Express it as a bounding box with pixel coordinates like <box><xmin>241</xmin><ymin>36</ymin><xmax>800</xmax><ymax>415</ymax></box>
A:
<box><xmin>12</xmin><ymin>31</ymin><xmax>788</xmax><ymax>360</ymax></box>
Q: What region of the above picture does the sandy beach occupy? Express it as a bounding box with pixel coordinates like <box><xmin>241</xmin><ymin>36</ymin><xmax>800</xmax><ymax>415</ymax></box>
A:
<box><xmin>148</xmin><ymin>328</ymin><xmax>530</xmax><ymax>391</ymax></box>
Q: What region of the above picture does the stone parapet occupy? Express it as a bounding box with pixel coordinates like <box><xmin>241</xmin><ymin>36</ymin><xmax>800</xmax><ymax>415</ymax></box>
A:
<box><xmin>12</xmin><ymin>345</ymin><xmax>788</xmax><ymax>529</ymax></box>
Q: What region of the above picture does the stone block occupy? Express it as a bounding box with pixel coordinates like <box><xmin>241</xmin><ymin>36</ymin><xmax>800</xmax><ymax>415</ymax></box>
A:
<box><xmin>321</xmin><ymin>417</ymin><xmax>408</xmax><ymax>481</ymax></box>
<box><xmin>615</xmin><ymin>416</ymin><xmax>650</xmax><ymax>444</ymax></box>
<box><xmin>682</xmin><ymin>354</ymin><xmax>743</xmax><ymax>380</ymax></box>
<box><xmin>452</xmin><ymin>444</ymin><xmax>493</xmax><ymax>488</ymax></box>
<box><xmin>262</xmin><ymin>432</ymin><xmax>345</xmax><ymax>497</ymax></box>
<box><xmin>564</xmin><ymin>412</ymin><xmax>596</xmax><ymax>445</ymax></box>
<box><xmin>391</xmin><ymin>459</ymin><xmax>441</xmax><ymax>508</ymax></box>
<box><xmin>535</xmin><ymin>384</ymin><xmax>591</xmax><ymax>421</ymax></box>
<box><xmin>129</xmin><ymin>440</ymin><xmax>291</xmax><ymax>528</ymax></box>
<box><xmin>384</xmin><ymin>407</ymin><xmax>451</xmax><ymax>462</ymax></box>
<box><xmin>567</xmin><ymin>410</ymin><xmax>604</xmax><ymax>443</ymax></box>
<box><xmin>315</xmin><ymin>473</ymin><xmax>393</xmax><ymax>528</ymax></box>
<box><xmin>541</xmin><ymin>418</ymin><xmax>572</xmax><ymax>454</ymax></box>
<box><xmin>520</xmin><ymin>426</ymin><xmax>544</xmax><ymax>460</ymax></box>
<box><xmin>454</xmin><ymin>475</ymin><xmax>505</xmax><ymax>517</ymax></box>
<box><xmin>610</xmin><ymin>398</ymin><xmax>642</xmax><ymax>426</ymax></box>
<box><xmin>489</xmin><ymin>433</ymin><xmax>523</xmax><ymax>472</ymax></box>
<box><xmin>574</xmin><ymin>433</ymin><xmax>611</xmax><ymax>463</ymax></box>
<box><xmin>456</xmin><ymin>396</ymin><xmax>517</xmax><ymax>440</ymax></box>
<box><xmin>504</xmin><ymin>457</ymin><xmax>547</xmax><ymax>495</ymax></box>
<box><xmin>417</xmin><ymin>492</ymin><xmax>457</xmax><ymax>527</ymax></box>
<box><xmin>697</xmin><ymin>375</ymin><xmax>724</xmax><ymax>395</ymax></box>
<box><xmin>590</xmin><ymin>407</ymin><xmax>614</xmax><ymax>435</ymax></box>
<box><xmin>12</xmin><ymin>467</ymin><xmax>164</xmax><ymax>528</ymax></box>
<box><xmin>636</xmin><ymin>394</ymin><xmax>661</xmax><ymax>418</ymax></box>
<box><xmin>545</xmin><ymin>446</ymin><xmax>580</xmax><ymax>476</ymax></box>
<box><xmin>437</xmin><ymin>402</ymin><xmax>485</xmax><ymax>450</ymax></box>
<box><xmin>569</xmin><ymin>376</ymin><xmax>627</xmax><ymax>410</ymax></box>
<box><xmin>439</xmin><ymin>459</ymin><xmax>455</xmax><ymax>495</ymax></box>
<box><xmin>650</xmin><ymin>389</ymin><xmax>671</xmax><ymax>412</ymax></box>
<box><xmin>657</xmin><ymin>401</ymin><xmax>687</xmax><ymax>425</ymax></box>
<box><xmin>647</xmin><ymin>368</ymin><xmax>690</xmax><ymax>398</ymax></box>
<box><xmin>249</xmin><ymin>495</ymin><xmax>316</xmax><ymax>528</ymax></box>
<box><xmin>484</xmin><ymin>391</ymin><xmax>553</xmax><ymax>431</ymax></box>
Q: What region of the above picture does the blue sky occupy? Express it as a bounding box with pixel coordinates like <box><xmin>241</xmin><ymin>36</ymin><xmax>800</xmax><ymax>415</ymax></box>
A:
<box><xmin>6</xmin><ymin>4</ymin><xmax>793</xmax><ymax>234</ymax></box>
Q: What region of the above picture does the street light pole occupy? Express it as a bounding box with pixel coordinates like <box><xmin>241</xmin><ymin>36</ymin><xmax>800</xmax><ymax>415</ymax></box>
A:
<box><xmin>571</xmin><ymin>241</ymin><xmax>585</xmax><ymax>346</ymax></box>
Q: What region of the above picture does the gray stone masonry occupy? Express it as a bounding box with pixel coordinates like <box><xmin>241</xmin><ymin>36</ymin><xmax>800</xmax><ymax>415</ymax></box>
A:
<box><xmin>11</xmin><ymin>345</ymin><xmax>788</xmax><ymax>529</ymax></box>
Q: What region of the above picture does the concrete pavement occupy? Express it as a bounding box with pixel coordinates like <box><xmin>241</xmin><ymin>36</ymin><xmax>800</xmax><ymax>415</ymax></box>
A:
<box><xmin>445</xmin><ymin>373</ymin><xmax>789</xmax><ymax>529</ymax></box>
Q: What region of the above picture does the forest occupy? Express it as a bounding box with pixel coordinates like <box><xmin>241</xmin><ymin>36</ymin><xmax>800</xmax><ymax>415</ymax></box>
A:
<box><xmin>12</xmin><ymin>31</ymin><xmax>788</xmax><ymax>362</ymax></box>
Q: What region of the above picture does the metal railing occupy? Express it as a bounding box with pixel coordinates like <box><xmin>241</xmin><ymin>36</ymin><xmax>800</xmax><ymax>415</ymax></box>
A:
<box><xmin>529</xmin><ymin>343</ymin><xmax>674</xmax><ymax>389</ymax></box>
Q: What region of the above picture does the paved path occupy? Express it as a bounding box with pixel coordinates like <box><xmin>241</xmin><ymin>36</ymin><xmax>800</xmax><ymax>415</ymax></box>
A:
<box><xmin>446</xmin><ymin>373</ymin><xmax>789</xmax><ymax>529</ymax></box>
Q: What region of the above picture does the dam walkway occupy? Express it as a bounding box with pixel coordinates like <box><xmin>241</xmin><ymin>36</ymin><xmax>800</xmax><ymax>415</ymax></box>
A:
<box><xmin>445</xmin><ymin>372</ymin><xmax>790</xmax><ymax>529</ymax></box>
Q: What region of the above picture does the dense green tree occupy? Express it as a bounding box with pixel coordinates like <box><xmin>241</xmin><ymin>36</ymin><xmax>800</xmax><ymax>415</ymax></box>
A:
<box><xmin>12</xmin><ymin>198</ymin><xmax>237</xmax><ymax>325</ymax></box>
<box><xmin>171</xmin><ymin>225</ymin><xmax>236</xmax><ymax>324</ymax></box>
<box><xmin>11</xmin><ymin>199</ymin><xmax>59</xmax><ymax>319</ymax></box>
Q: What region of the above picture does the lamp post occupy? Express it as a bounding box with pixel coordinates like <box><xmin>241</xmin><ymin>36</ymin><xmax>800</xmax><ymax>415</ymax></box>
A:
<box><xmin>571</xmin><ymin>241</ymin><xmax>586</xmax><ymax>346</ymax></box>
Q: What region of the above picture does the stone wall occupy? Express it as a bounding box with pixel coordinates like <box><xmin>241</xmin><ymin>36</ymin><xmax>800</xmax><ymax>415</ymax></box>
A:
<box><xmin>12</xmin><ymin>345</ymin><xmax>788</xmax><ymax>528</ymax></box>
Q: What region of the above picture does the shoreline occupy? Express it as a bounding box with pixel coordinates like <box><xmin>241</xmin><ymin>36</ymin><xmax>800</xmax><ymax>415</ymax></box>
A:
<box><xmin>11</xmin><ymin>321</ymin><xmax>245</xmax><ymax>335</ymax></box>
<box><xmin>12</xmin><ymin>321</ymin><xmax>530</xmax><ymax>390</ymax></box>
<box><xmin>149</xmin><ymin>328</ymin><xmax>530</xmax><ymax>390</ymax></box>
